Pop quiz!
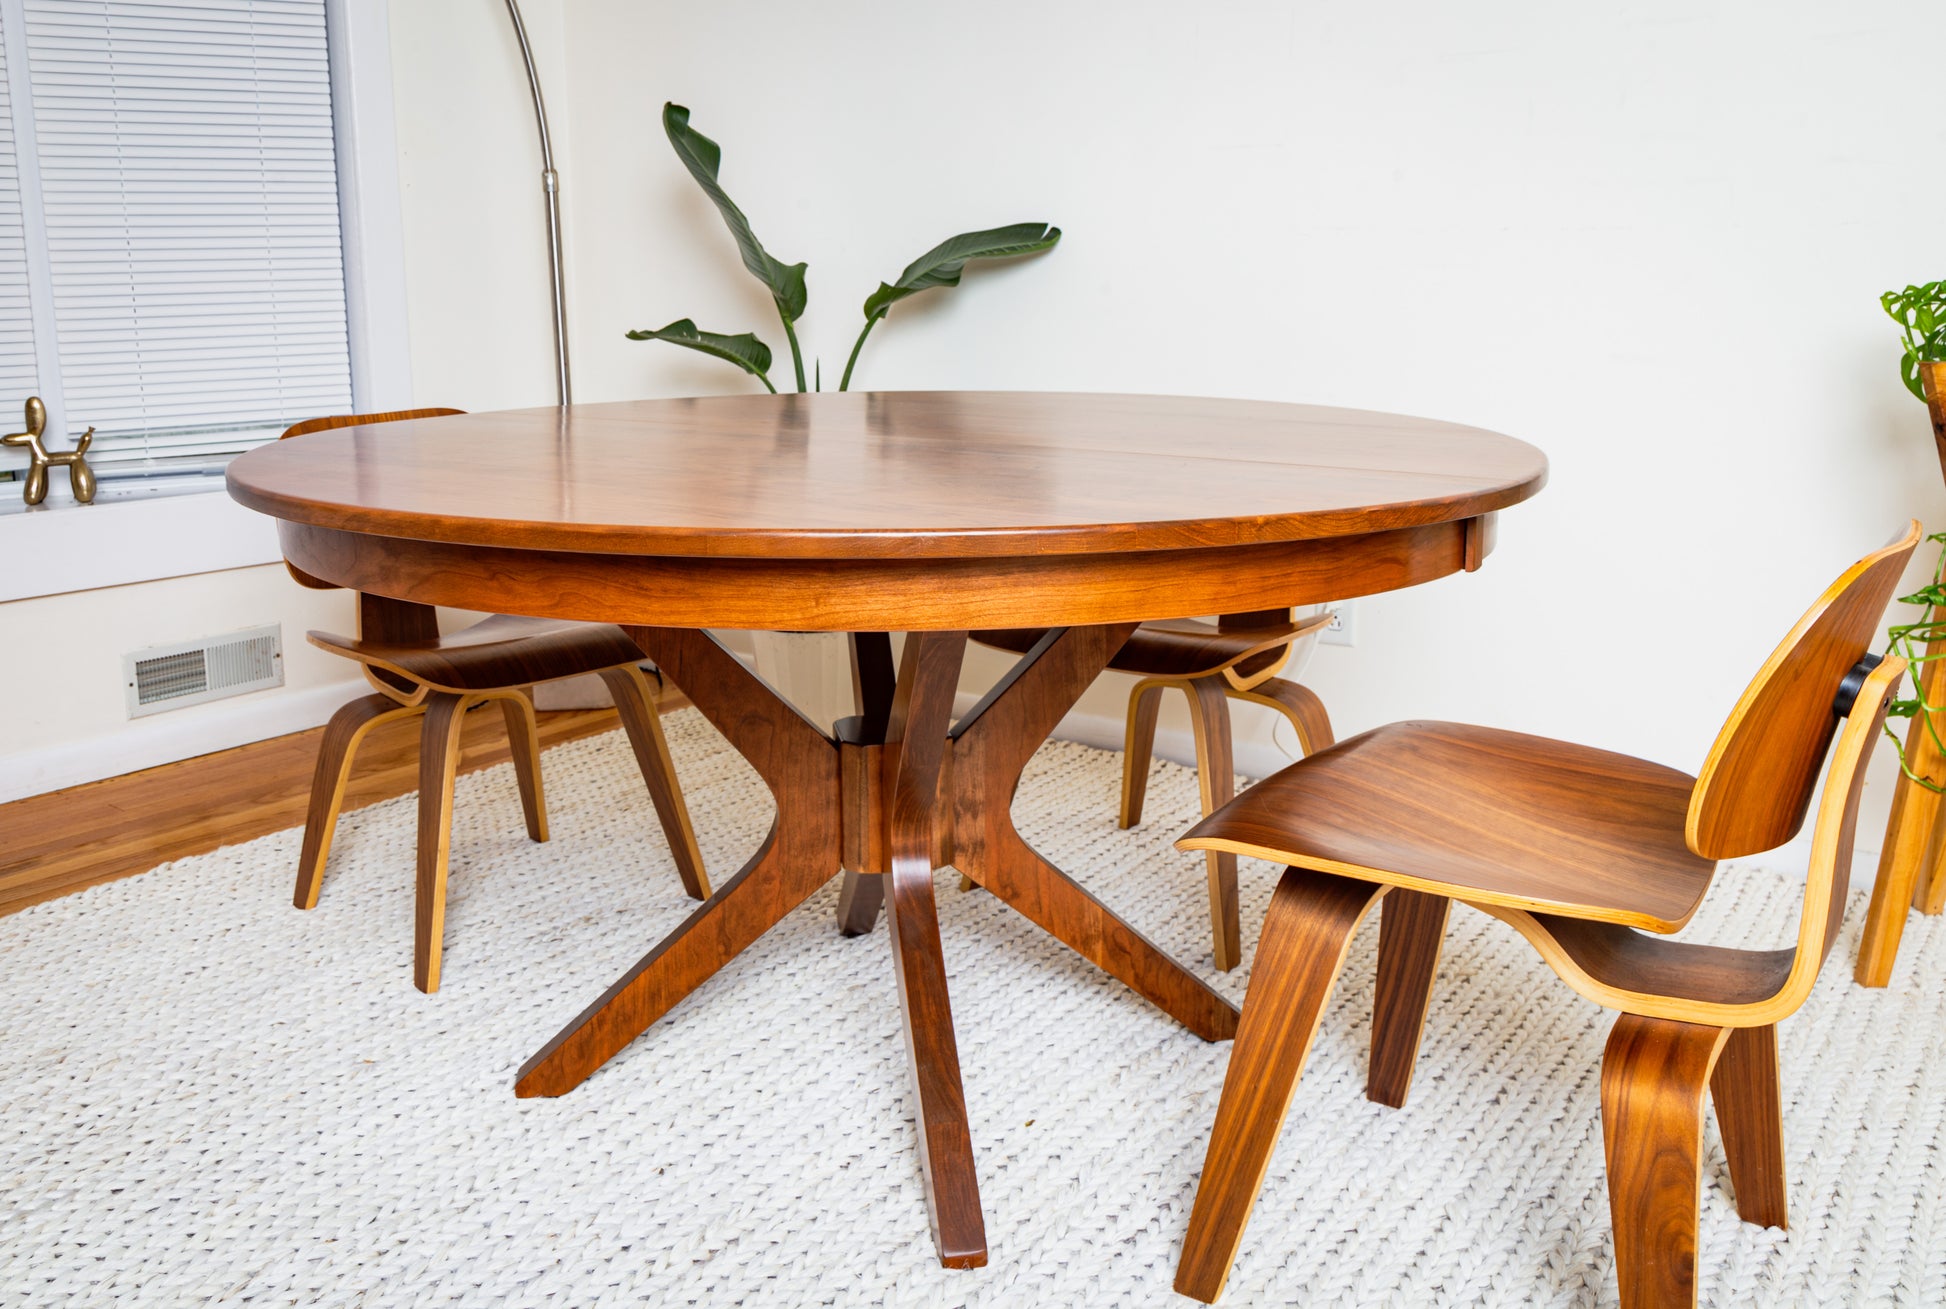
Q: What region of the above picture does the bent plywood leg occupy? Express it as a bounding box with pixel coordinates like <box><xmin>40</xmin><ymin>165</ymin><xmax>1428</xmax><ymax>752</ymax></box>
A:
<box><xmin>1601</xmin><ymin>1014</ymin><xmax>1732</xmax><ymax>1309</ymax></box>
<box><xmin>599</xmin><ymin>664</ymin><xmax>710</xmax><ymax>901</ymax></box>
<box><xmin>1120</xmin><ymin>678</ymin><xmax>1167</xmax><ymax>829</ymax></box>
<box><xmin>1366</xmin><ymin>888</ymin><xmax>1450</xmax><ymax>1109</ymax></box>
<box><xmin>1859</xmin><ymin>647</ymin><xmax>1946</xmax><ymax>977</ymax></box>
<box><xmin>1913</xmin><ymin>816</ymin><xmax>1946</xmax><ymax>916</ymax></box>
<box><xmin>295</xmin><ymin>692</ymin><xmax>421</xmax><ymax>910</ymax></box>
<box><xmin>1185</xmin><ymin>676</ymin><xmax>1240</xmax><ymax>971</ymax></box>
<box><xmin>836</xmin><ymin>632</ymin><xmax>897</xmax><ymax>934</ymax></box>
<box><xmin>415</xmin><ymin>692</ymin><xmax>474</xmax><ymax>993</ymax></box>
<box><xmin>951</xmin><ymin>625</ymin><xmax>1239</xmax><ymax>1043</ymax></box>
<box><xmin>1175</xmin><ymin>871</ymin><xmax>1387</xmax><ymax>1303</ymax></box>
<box><xmin>1228</xmin><ymin>676</ymin><xmax>1336</xmax><ymax>755</ymax></box>
<box><xmin>516</xmin><ymin>627</ymin><xmax>841</xmax><ymax>1099</ymax></box>
<box><xmin>1915</xmin><ymin>804</ymin><xmax>1946</xmax><ymax>915</ymax></box>
<box><xmin>1709</xmin><ymin>1023</ymin><xmax>1787</xmax><ymax>1230</ymax></box>
<box><xmin>880</xmin><ymin>631</ymin><xmax>987</xmax><ymax>1267</ymax></box>
<box><xmin>1856</xmin><ymin>776</ymin><xmax>1937</xmax><ymax>983</ymax></box>
<box><xmin>493</xmin><ymin>688</ymin><xmax>549</xmax><ymax>843</ymax></box>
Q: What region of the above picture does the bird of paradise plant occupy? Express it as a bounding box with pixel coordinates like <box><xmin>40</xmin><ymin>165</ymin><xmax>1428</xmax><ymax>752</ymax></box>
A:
<box><xmin>628</xmin><ymin>103</ymin><xmax>1060</xmax><ymax>393</ymax></box>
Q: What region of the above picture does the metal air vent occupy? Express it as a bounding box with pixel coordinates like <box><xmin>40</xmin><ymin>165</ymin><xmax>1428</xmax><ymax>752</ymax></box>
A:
<box><xmin>123</xmin><ymin>624</ymin><xmax>283</xmax><ymax>718</ymax></box>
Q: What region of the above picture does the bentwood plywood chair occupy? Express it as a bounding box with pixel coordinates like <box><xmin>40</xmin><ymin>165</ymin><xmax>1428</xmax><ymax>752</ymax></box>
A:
<box><xmin>975</xmin><ymin>609</ymin><xmax>1334</xmax><ymax>970</ymax></box>
<box><xmin>282</xmin><ymin>410</ymin><xmax>709</xmax><ymax>993</ymax></box>
<box><xmin>1169</xmin><ymin>524</ymin><xmax>1917</xmax><ymax>1308</ymax></box>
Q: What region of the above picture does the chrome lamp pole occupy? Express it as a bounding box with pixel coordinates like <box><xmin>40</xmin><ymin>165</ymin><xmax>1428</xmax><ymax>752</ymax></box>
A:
<box><xmin>503</xmin><ymin>0</ymin><xmax>570</xmax><ymax>406</ymax></box>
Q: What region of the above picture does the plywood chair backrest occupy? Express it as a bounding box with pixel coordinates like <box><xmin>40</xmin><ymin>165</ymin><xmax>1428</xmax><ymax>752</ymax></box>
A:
<box><xmin>275</xmin><ymin>409</ymin><xmax>465</xmax><ymax>595</ymax></box>
<box><xmin>1749</xmin><ymin>648</ymin><xmax>1907</xmax><ymax>1020</ymax></box>
<box><xmin>1686</xmin><ymin>520</ymin><xmax>1920</xmax><ymax>861</ymax></box>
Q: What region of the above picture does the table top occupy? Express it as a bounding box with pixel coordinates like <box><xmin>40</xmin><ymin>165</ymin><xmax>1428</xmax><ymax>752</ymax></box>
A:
<box><xmin>227</xmin><ymin>391</ymin><xmax>1547</xmax><ymax>561</ymax></box>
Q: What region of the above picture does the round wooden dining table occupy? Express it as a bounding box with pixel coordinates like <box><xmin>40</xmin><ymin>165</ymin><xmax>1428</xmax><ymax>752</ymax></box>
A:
<box><xmin>227</xmin><ymin>390</ymin><xmax>1547</xmax><ymax>1271</ymax></box>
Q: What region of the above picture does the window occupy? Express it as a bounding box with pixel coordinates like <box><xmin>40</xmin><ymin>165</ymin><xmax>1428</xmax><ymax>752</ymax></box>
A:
<box><xmin>0</xmin><ymin>0</ymin><xmax>353</xmax><ymax>510</ymax></box>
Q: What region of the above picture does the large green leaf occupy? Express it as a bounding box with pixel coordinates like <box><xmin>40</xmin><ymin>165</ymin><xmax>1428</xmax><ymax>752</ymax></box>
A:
<box><xmin>625</xmin><ymin>318</ymin><xmax>776</xmax><ymax>392</ymax></box>
<box><xmin>861</xmin><ymin>223</ymin><xmax>1061</xmax><ymax>324</ymax></box>
<box><xmin>662</xmin><ymin>103</ymin><xmax>808</xmax><ymax>324</ymax></box>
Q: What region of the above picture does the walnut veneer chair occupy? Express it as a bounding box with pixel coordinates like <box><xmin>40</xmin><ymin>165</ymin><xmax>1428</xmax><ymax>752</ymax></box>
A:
<box><xmin>974</xmin><ymin>609</ymin><xmax>1334</xmax><ymax>970</ymax></box>
<box><xmin>283</xmin><ymin>410</ymin><xmax>709</xmax><ymax>993</ymax></box>
<box><xmin>1168</xmin><ymin>524</ymin><xmax>1918</xmax><ymax>1308</ymax></box>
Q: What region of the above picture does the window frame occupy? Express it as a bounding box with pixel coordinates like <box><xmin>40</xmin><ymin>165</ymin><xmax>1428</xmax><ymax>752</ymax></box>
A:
<box><xmin>0</xmin><ymin>0</ymin><xmax>410</xmax><ymax>604</ymax></box>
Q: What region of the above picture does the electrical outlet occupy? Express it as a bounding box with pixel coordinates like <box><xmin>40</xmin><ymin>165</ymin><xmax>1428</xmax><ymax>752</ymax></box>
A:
<box><xmin>1320</xmin><ymin>602</ymin><xmax>1355</xmax><ymax>647</ymax></box>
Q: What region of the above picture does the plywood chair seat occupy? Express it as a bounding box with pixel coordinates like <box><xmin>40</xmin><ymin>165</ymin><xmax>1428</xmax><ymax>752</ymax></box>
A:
<box><xmin>309</xmin><ymin>612</ymin><xmax>650</xmax><ymax>695</ymax></box>
<box><xmin>1186</xmin><ymin>720</ymin><xmax>1716</xmax><ymax>934</ymax></box>
<box><xmin>972</xmin><ymin>610</ymin><xmax>1336</xmax><ymax>971</ymax></box>
<box><xmin>973</xmin><ymin>614</ymin><xmax>1316</xmax><ymax>681</ymax></box>
<box><xmin>1170</xmin><ymin>524</ymin><xmax>1920</xmax><ymax>1308</ymax></box>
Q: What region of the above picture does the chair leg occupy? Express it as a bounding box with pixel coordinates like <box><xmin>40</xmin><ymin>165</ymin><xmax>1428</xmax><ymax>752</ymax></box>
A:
<box><xmin>415</xmin><ymin>692</ymin><xmax>474</xmax><ymax>994</ymax></box>
<box><xmin>493</xmin><ymin>688</ymin><xmax>549</xmax><ymax>844</ymax></box>
<box><xmin>599</xmin><ymin>664</ymin><xmax>710</xmax><ymax>901</ymax></box>
<box><xmin>1856</xmin><ymin>782</ymin><xmax>1935</xmax><ymax>983</ymax></box>
<box><xmin>1175</xmin><ymin>870</ymin><xmax>1387</xmax><ymax>1304</ymax></box>
<box><xmin>1120</xmin><ymin>678</ymin><xmax>1168</xmax><ymax>829</ymax></box>
<box><xmin>1709</xmin><ymin>1024</ymin><xmax>1787</xmax><ymax>1230</ymax></box>
<box><xmin>1893</xmin><ymin>637</ymin><xmax>1946</xmax><ymax>919</ymax></box>
<box><xmin>1367</xmin><ymin>888</ymin><xmax>1450</xmax><ymax>1109</ymax></box>
<box><xmin>1914</xmin><ymin>806</ymin><xmax>1946</xmax><ymax>915</ymax></box>
<box><xmin>837</xmin><ymin>871</ymin><xmax>888</xmax><ymax>933</ymax></box>
<box><xmin>1184</xmin><ymin>676</ymin><xmax>1240</xmax><ymax>971</ymax></box>
<box><xmin>1227</xmin><ymin>676</ymin><xmax>1337</xmax><ymax>755</ymax></box>
<box><xmin>1601</xmin><ymin>1013</ymin><xmax>1733</xmax><ymax>1309</ymax></box>
<box><xmin>1859</xmin><ymin>691</ymin><xmax>1946</xmax><ymax>979</ymax></box>
<box><xmin>294</xmin><ymin>693</ymin><xmax>422</xmax><ymax>911</ymax></box>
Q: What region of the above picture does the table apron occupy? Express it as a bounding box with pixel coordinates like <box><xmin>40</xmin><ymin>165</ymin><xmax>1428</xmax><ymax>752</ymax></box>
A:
<box><xmin>278</xmin><ymin>514</ymin><xmax>1493</xmax><ymax>632</ymax></box>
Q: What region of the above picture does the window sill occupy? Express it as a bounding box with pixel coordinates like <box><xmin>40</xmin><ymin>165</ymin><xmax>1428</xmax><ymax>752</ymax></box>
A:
<box><xmin>0</xmin><ymin>486</ymin><xmax>281</xmax><ymax>602</ymax></box>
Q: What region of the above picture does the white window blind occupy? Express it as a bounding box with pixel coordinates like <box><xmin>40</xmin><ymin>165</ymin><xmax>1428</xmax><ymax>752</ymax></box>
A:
<box><xmin>0</xmin><ymin>23</ymin><xmax>38</xmax><ymax>412</ymax></box>
<box><xmin>3</xmin><ymin>0</ymin><xmax>351</xmax><ymax>491</ymax></box>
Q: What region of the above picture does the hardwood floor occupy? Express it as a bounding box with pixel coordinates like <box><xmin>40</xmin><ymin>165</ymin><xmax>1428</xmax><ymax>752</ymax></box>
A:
<box><xmin>0</xmin><ymin>683</ymin><xmax>684</xmax><ymax>918</ymax></box>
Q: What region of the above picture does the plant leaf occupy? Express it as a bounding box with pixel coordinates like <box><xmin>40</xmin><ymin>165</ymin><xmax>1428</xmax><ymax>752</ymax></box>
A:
<box><xmin>662</xmin><ymin>103</ymin><xmax>807</xmax><ymax>323</ymax></box>
<box><xmin>861</xmin><ymin>223</ymin><xmax>1061</xmax><ymax>323</ymax></box>
<box><xmin>625</xmin><ymin>318</ymin><xmax>776</xmax><ymax>390</ymax></box>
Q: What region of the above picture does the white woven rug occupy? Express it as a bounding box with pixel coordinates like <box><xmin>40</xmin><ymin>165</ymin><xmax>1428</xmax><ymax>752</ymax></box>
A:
<box><xmin>5</xmin><ymin>709</ymin><xmax>1946</xmax><ymax>1307</ymax></box>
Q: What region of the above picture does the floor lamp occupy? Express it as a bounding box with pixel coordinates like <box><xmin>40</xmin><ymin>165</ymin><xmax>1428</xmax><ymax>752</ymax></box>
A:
<box><xmin>504</xmin><ymin>0</ymin><xmax>570</xmax><ymax>407</ymax></box>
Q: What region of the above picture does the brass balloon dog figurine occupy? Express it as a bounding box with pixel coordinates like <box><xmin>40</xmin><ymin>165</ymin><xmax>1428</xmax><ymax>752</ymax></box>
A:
<box><xmin>3</xmin><ymin>396</ymin><xmax>95</xmax><ymax>505</ymax></box>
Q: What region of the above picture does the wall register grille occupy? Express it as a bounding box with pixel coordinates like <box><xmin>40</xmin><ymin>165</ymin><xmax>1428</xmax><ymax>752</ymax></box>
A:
<box><xmin>123</xmin><ymin>626</ymin><xmax>283</xmax><ymax>719</ymax></box>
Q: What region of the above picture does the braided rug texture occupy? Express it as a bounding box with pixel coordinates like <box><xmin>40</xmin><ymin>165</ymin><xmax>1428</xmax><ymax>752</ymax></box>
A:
<box><xmin>4</xmin><ymin>708</ymin><xmax>1946</xmax><ymax>1307</ymax></box>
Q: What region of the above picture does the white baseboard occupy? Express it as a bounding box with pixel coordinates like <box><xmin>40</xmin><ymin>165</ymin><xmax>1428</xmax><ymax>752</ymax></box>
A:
<box><xmin>0</xmin><ymin>678</ymin><xmax>370</xmax><ymax>803</ymax></box>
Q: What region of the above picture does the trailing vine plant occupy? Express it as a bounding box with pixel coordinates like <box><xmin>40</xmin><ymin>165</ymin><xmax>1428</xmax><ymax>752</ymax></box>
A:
<box><xmin>1879</xmin><ymin>280</ymin><xmax>1946</xmax><ymax>789</ymax></box>
<box><xmin>629</xmin><ymin>103</ymin><xmax>1060</xmax><ymax>393</ymax></box>
<box><xmin>1883</xmin><ymin>534</ymin><xmax>1946</xmax><ymax>792</ymax></box>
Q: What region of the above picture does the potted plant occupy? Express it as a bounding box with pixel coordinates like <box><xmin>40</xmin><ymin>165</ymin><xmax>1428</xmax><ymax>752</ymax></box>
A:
<box><xmin>1882</xmin><ymin>280</ymin><xmax>1946</xmax><ymax>484</ymax></box>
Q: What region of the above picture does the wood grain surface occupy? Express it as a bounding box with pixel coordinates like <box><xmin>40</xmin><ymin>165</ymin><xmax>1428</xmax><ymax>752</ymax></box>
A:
<box><xmin>275</xmin><ymin>516</ymin><xmax>1491</xmax><ymax>632</ymax></box>
<box><xmin>1180</xmin><ymin>720</ymin><xmax>1719</xmax><ymax>932</ymax></box>
<box><xmin>230</xmin><ymin>392</ymin><xmax>1547</xmax><ymax>562</ymax></box>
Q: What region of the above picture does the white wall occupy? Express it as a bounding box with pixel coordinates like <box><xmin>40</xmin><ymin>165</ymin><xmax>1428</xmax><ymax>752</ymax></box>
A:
<box><xmin>537</xmin><ymin>0</ymin><xmax>1945</xmax><ymax>850</ymax></box>
<box><xmin>7</xmin><ymin>1</ymin><xmax>1942</xmax><ymax>867</ymax></box>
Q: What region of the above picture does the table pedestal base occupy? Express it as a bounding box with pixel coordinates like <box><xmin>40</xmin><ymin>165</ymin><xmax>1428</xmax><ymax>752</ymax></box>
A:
<box><xmin>514</xmin><ymin>624</ymin><xmax>1240</xmax><ymax>1269</ymax></box>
